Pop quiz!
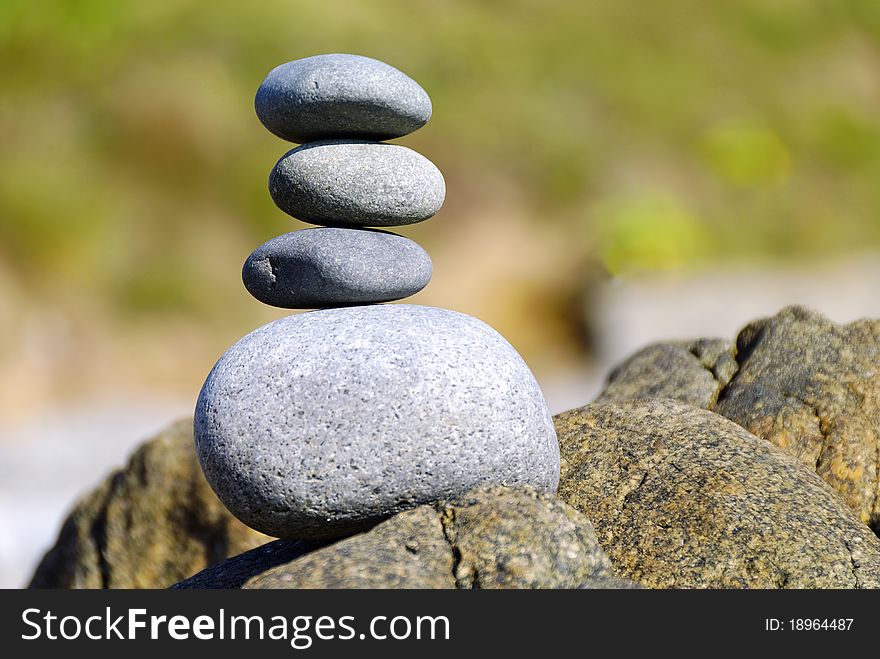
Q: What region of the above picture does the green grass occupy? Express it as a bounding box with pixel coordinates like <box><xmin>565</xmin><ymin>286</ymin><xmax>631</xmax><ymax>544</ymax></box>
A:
<box><xmin>2</xmin><ymin>0</ymin><xmax>880</xmax><ymax>318</ymax></box>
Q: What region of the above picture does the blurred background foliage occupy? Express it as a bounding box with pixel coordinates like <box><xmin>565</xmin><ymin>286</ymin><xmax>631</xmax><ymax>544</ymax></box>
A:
<box><xmin>1</xmin><ymin>0</ymin><xmax>880</xmax><ymax>411</ymax></box>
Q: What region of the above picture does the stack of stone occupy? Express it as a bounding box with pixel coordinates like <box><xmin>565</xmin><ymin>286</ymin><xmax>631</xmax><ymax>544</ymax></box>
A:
<box><xmin>243</xmin><ymin>53</ymin><xmax>443</xmax><ymax>310</ymax></box>
<box><xmin>194</xmin><ymin>54</ymin><xmax>559</xmax><ymax>541</ymax></box>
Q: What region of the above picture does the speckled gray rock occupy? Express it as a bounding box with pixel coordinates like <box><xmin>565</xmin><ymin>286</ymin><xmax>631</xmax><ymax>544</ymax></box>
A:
<box><xmin>556</xmin><ymin>398</ymin><xmax>880</xmax><ymax>588</ymax></box>
<box><xmin>174</xmin><ymin>486</ymin><xmax>617</xmax><ymax>589</ymax></box>
<box><xmin>242</xmin><ymin>228</ymin><xmax>432</xmax><ymax>308</ymax></box>
<box><xmin>269</xmin><ymin>141</ymin><xmax>445</xmax><ymax>227</ymax></box>
<box><xmin>194</xmin><ymin>305</ymin><xmax>559</xmax><ymax>539</ymax></box>
<box><xmin>255</xmin><ymin>54</ymin><xmax>432</xmax><ymax>143</ymax></box>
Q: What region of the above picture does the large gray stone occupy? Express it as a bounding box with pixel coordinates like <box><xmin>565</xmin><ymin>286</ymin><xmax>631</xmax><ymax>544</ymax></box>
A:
<box><xmin>242</xmin><ymin>228</ymin><xmax>432</xmax><ymax>308</ymax></box>
<box><xmin>269</xmin><ymin>141</ymin><xmax>445</xmax><ymax>227</ymax></box>
<box><xmin>255</xmin><ymin>54</ymin><xmax>432</xmax><ymax>144</ymax></box>
<box><xmin>194</xmin><ymin>305</ymin><xmax>559</xmax><ymax>539</ymax></box>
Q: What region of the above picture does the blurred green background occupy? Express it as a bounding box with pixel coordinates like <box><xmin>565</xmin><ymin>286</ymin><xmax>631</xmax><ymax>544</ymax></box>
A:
<box><xmin>2</xmin><ymin>0</ymin><xmax>880</xmax><ymax>416</ymax></box>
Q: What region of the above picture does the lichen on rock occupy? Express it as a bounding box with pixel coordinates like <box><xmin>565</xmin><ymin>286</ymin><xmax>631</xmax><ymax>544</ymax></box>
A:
<box><xmin>176</xmin><ymin>486</ymin><xmax>629</xmax><ymax>589</ymax></box>
<box><xmin>555</xmin><ymin>398</ymin><xmax>880</xmax><ymax>588</ymax></box>
<box><xmin>595</xmin><ymin>305</ymin><xmax>880</xmax><ymax>535</ymax></box>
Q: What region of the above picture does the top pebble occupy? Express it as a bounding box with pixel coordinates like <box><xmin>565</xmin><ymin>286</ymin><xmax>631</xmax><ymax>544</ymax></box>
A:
<box><xmin>255</xmin><ymin>54</ymin><xmax>432</xmax><ymax>143</ymax></box>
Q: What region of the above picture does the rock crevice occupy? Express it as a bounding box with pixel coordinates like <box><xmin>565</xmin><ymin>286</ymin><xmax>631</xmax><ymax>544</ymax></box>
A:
<box><xmin>175</xmin><ymin>486</ymin><xmax>630</xmax><ymax>590</ymax></box>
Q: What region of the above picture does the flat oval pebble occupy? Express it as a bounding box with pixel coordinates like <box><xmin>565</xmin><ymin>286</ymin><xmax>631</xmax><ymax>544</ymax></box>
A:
<box><xmin>255</xmin><ymin>54</ymin><xmax>432</xmax><ymax>143</ymax></box>
<box><xmin>242</xmin><ymin>228</ymin><xmax>432</xmax><ymax>308</ymax></box>
<box><xmin>194</xmin><ymin>305</ymin><xmax>560</xmax><ymax>539</ymax></box>
<box><xmin>269</xmin><ymin>140</ymin><xmax>445</xmax><ymax>227</ymax></box>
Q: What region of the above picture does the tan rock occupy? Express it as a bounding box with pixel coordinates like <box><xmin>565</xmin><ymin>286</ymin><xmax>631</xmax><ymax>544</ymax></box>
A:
<box><xmin>177</xmin><ymin>486</ymin><xmax>626</xmax><ymax>589</ymax></box>
<box><xmin>555</xmin><ymin>398</ymin><xmax>880</xmax><ymax>588</ymax></box>
<box><xmin>714</xmin><ymin>306</ymin><xmax>880</xmax><ymax>532</ymax></box>
<box><xmin>29</xmin><ymin>419</ymin><xmax>268</xmax><ymax>589</ymax></box>
<box><xmin>597</xmin><ymin>338</ymin><xmax>737</xmax><ymax>409</ymax></box>
<box><xmin>594</xmin><ymin>306</ymin><xmax>880</xmax><ymax>534</ymax></box>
